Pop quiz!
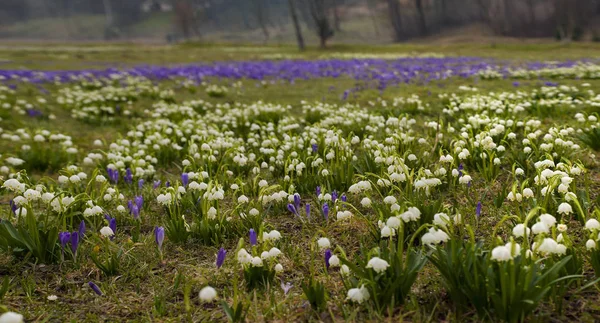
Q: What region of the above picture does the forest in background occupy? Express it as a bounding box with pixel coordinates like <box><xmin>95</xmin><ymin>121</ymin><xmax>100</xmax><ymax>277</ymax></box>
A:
<box><xmin>0</xmin><ymin>0</ymin><xmax>599</xmax><ymax>46</ymax></box>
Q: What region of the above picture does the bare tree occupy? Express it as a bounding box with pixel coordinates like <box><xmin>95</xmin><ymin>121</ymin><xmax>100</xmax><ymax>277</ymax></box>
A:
<box><xmin>387</xmin><ymin>0</ymin><xmax>404</xmax><ymax>42</ymax></box>
<box><xmin>252</xmin><ymin>0</ymin><xmax>270</xmax><ymax>43</ymax></box>
<box><xmin>288</xmin><ymin>0</ymin><xmax>305</xmax><ymax>50</ymax></box>
<box><xmin>307</xmin><ymin>0</ymin><xmax>334</xmax><ymax>48</ymax></box>
<box><xmin>332</xmin><ymin>0</ymin><xmax>342</xmax><ymax>31</ymax></box>
<box><xmin>365</xmin><ymin>0</ymin><xmax>380</xmax><ymax>36</ymax></box>
<box><xmin>174</xmin><ymin>0</ymin><xmax>194</xmax><ymax>39</ymax></box>
<box><xmin>414</xmin><ymin>0</ymin><xmax>427</xmax><ymax>35</ymax></box>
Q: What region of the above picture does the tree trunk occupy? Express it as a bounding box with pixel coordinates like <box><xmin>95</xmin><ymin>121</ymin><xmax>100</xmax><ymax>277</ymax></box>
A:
<box><xmin>333</xmin><ymin>0</ymin><xmax>342</xmax><ymax>31</ymax></box>
<box><xmin>415</xmin><ymin>0</ymin><xmax>427</xmax><ymax>36</ymax></box>
<box><xmin>288</xmin><ymin>0</ymin><xmax>305</xmax><ymax>50</ymax></box>
<box><xmin>252</xmin><ymin>0</ymin><xmax>270</xmax><ymax>43</ymax></box>
<box><xmin>366</xmin><ymin>0</ymin><xmax>380</xmax><ymax>36</ymax></box>
<box><xmin>387</xmin><ymin>0</ymin><xmax>404</xmax><ymax>42</ymax></box>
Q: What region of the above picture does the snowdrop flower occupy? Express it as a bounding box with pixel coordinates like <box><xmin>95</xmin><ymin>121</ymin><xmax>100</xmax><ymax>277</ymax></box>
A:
<box><xmin>328</xmin><ymin>255</ymin><xmax>340</xmax><ymax>267</ymax></box>
<box><xmin>366</xmin><ymin>257</ymin><xmax>389</xmax><ymax>273</ymax></box>
<box><xmin>522</xmin><ymin>188</ymin><xmax>534</xmax><ymax>198</ymax></box>
<box><xmin>585</xmin><ymin>219</ymin><xmax>600</xmax><ymax>230</ymax></box>
<box><xmin>347</xmin><ymin>285</ymin><xmax>370</xmax><ymax>303</ymax></box>
<box><xmin>340</xmin><ymin>264</ymin><xmax>350</xmax><ymax>276</ymax></box>
<box><xmin>237</xmin><ymin>248</ymin><xmax>252</xmax><ymax>264</ymax></box>
<box><xmin>317</xmin><ymin>237</ymin><xmax>331</xmax><ymax>250</ymax></box>
<box><xmin>360</xmin><ymin>197</ymin><xmax>372</xmax><ymax>207</ymax></box>
<box><xmin>0</xmin><ymin>312</ymin><xmax>24</xmax><ymax>323</ymax></box>
<box><xmin>586</xmin><ymin>239</ymin><xmax>597</xmax><ymax>250</ymax></box>
<box><xmin>557</xmin><ymin>224</ymin><xmax>567</xmax><ymax>232</ymax></box>
<box><xmin>2</xmin><ymin>178</ymin><xmax>25</xmax><ymax>192</ymax></box>
<box><xmin>421</xmin><ymin>227</ymin><xmax>449</xmax><ymax>246</ymax></box>
<box><xmin>274</xmin><ymin>263</ymin><xmax>284</xmax><ymax>273</ymax></box>
<box><xmin>491</xmin><ymin>246</ymin><xmax>512</xmax><ymax>261</ymax></box>
<box><xmin>512</xmin><ymin>224</ymin><xmax>531</xmax><ymax>238</ymax></box>
<box><xmin>557</xmin><ymin>203</ymin><xmax>573</xmax><ymax>215</ymax></box>
<box><xmin>251</xmin><ymin>256</ymin><xmax>264</xmax><ymax>267</ymax></box>
<box><xmin>99</xmin><ymin>226</ymin><xmax>114</xmax><ymax>237</ymax></box>
<box><xmin>383</xmin><ymin>196</ymin><xmax>397</xmax><ymax>204</ymax></box>
<box><xmin>539</xmin><ymin>214</ymin><xmax>556</xmax><ymax>227</ymax></box>
<box><xmin>531</xmin><ymin>222</ymin><xmax>549</xmax><ymax>235</ymax></box>
<box><xmin>386</xmin><ymin>216</ymin><xmax>401</xmax><ymax>229</ymax></box>
<box><xmin>199</xmin><ymin>286</ymin><xmax>217</xmax><ymax>302</ymax></box>
<box><xmin>47</xmin><ymin>295</ymin><xmax>58</xmax><ymax>301</ymax></box>
<box><xmin>459</xmin><ymin>175</ymin><xmax>472</xmax><ymax>185</ymax></box>
<box><xmin>433</xmin><ymin>213</ymin><xmax>450</xmax><ymax>227</ymax></box>
<box><xmin>380</xmin><ymin>226</ymin><xmax>394</xmax><ymax>238</ymax></box>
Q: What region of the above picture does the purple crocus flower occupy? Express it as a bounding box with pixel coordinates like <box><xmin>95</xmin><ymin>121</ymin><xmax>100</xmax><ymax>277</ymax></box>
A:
<box><xmin>293</xmin><ymin>193</ymin><xmax>301</xmax><ymax>210</ymax></box>
<box><xmin>109</xmin><ymin>217</ymin><xmax>117</xmax><ymax>234</ymax></box>
<box><xmin>58</xmin><ymin>231</ymin><xmax>70</xmax><ymax>258</ymax></box>
<box><xmin>153</xmin><ymin>180</ymin><xmax>161</xmax><ymax>189</ymax></box>
<box><xmin>216</xmin><ymin>248</ymin><xmax>227</xmax><ymax>268</ymax></box>
<box><xmin>332</xmin><ymin>191</ymin><xmax>338</xmax><ymax>203</ymax></box>
<box><xmin>124</xmin><ymin>168</ymin><xmax>133</xmax><ymax>184</ymax></box>
<box><xmin>316</xmin><ymin>186</ymin><xmax>321</xmax><ymax>197</ymax></box>
<box><xmin>311</xmin><ymin>143</ymin><xmax>318</xmax><ymax>153</ymax></box>
<box><xmin>138</xmin><ymin>178</ymin><xmax>145</xmax><ymax>189</ymax></box>
<box><xmin>134</xmin><ymin>195</ymin><xmax>144</xmax><ymax>210</ymax></box>
<box><xmin>79</xmin><ymin>220</ymin><xmax>86</xmax><ymax>237</ymax></box>
<box><xmin>88</xmin><ymin>282</ymin><xmax>103</xmax><ymax>296</ymax></box>
<box><xmin>181</xmin><ymin>173</ymin><xmax>189</xmax><ymax>187</ymax></box>
<box><xmin>107</xmin><ymin>168</ymin><xmax>119</xmax><ymax>184</ymax></box>
<box><xmin>165</xmin><ymin>181</ymin><xmax>170</xmax><ymax>188</ymax></box>
<box><xmin>458</xmin><ymin>163</ymin><xmax>464</xmax><ymax>177</ymax></box>
<box><xmin>131</xmin><ymin>204</ymin><xmax>140</xmax><ymax>219</ymax></box>
<box><xmin>281</xmin><ymin>281</ymin><xmax>293</xmax><ymax>295</ymax></box>
<box><xmin>249</xmin><ymin>229</ymin><xmax>257</xmax><ymax>246</ymax></box>
<box><xmin>127</xmin><ymin>200</ymin><xmax>133</xmax><ymax>212</ymax></box>
<box><xmin>155</xmin><ymin>226</ymin><xmax>165</xmax><ymax>250</ymax></box>
<box><xmin>324</xmin><ymin>249</ymin><xmax>332</xmax><ymax>268</ymax></box>
<box><xmin>322</xmin><ymin>203</ymin><xmax>329</xmax><ymax>221</ymax></box>
<box><xmin>70</xmin><ymin>232</ymin><xmax>79</xmax><ymax>257</ymax></box>
<box><xmin>305</xmin><ymin>203</ymin><xmax>310</xmax><ymax>218</ymax></box>
<box><xmin>287</xmin><ymin>203</ymin><xmax>298</xmax><ymax>217</ymax></box>
<box><xmin>341</xmin><ymin>194</ymin><xmax>347</xmax><ymax>202</ymax></box>
<box><xmin>9</xmin><ymin>199</ymin><xmax>17</xmax><ymax>214</ymax></box>
<box><xmin>476</xmin><ymin>201</ymin><xmax>482</xmax><ymax>219</ymax></box>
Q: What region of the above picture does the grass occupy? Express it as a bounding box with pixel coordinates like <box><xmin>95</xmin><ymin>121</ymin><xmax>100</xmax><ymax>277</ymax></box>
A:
<box><xmin>1</xmin><ymin>43</ymin><xmax>600</xmax><ymax>322</ymax></box>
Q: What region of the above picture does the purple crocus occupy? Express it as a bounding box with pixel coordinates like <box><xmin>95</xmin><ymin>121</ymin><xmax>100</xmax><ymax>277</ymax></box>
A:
<box><xmin>293</xmin><ymin>193</ymin><xmax>301</xmax><ymax>210</ymax></box>
<box><xmin>281</xmin><ymin>281</ymin><xmax>293</xmax><ymax>295</ymax></box>
<box><xmin>341</xmin><ymin>194</ymin><xmax>347</xmax><ymax>203</ymax></box>
<box><xmin>458</xmin><ymin>163</ymin><xmax>464</xmax><ymax>178</ymax></box>
<box><xmin>311</xmin><ymin>143</ymin><xmax>318</xmax><ymax>153</ymax></box>
<box><xmin>107</xmin><ymin>168</ymin><xmax>119</xmax><ymax>184</ymax></box>
<box><xmin>316</xmin><ymin>186</ymin><xmax>321</xmax><ymax>197</ymax></box>
<box><xmin>131</xmin><ymin>204</ymin><xmax>140</xmax><ymax>219</ymax></box>
<box><xmin>165</xmin><ymin>181</ymin><xmax>170</xmax><ymax>188</ymax></box>
<box><xmin>153</xmin><ymin>180</ymin><xmax>161</xmax><ymax>189</ymax></box>
<box><xmin>134</xmin><ymin>195</ymin><xmax>144</xmax><ymax>210</ymax></box>
<box><xmin>325</xmin><ymin>249</ymin><xmax>332</xmax><ymax>269</ymax></box>
<box><xmin>124</xmin><ymin>168</ymin><xmax>133</xmax><ymax>184</ymax></box>
<box><xmin>88</xmin><ymin>282</ymin><xmax>103</xmax><ymax>296</ymax></box>
<box><xmin>109</xmin><ymin>217</ymin><xmax>117</xmax><ymax>234</ymax></box>
<box><xmin>70</xmin><ymin>232</ymin><xmax>79</xmax><ymax>257</ymax></box>
<box><xmin>9</xmin><ymin>200</ymin><xmax>17</xmax><ymax>215</ymax></box>
<box><xmin>155</xmin><ymin>226</ymin><xmax>165</xmax><ymax>250</ymax></box>
<box><xmin>216</xmin><ymin>248</ymin><xmax>227</xmax><ymax>268</ymax></box>
<box><xmin>249</xmin><ymin>229</ymin><xmax>258</xmax><ymax>246</ymax></box>
<box><xmin>138</xmin><ymin>178</ymin><xmax>145</xmax><ymax>189</ymax></box>
<box><xmin>79</xmin><ymin>220</ymin><xmax>86</xmax><ymax>237</ymax></box>
<box><xmin>305</xmin><ymin>203</ymin><xmax>311</xmax><ymax>218</ymax></box>
<box><xmin>181</xmin><ymin>173</ymin><xmax>189</xmax><ymax>187</ymax></box>
<box><xmin>476</xmin><ymin>201</ymin><xmax>482</xmax><ymax>219</ymax></box>
<box><xmin>287</xmin><ymin>203</ymin><xmax>298</xmax><ymax>217</ymax></box>
<box><xmin>322</xmin><ymin>203</ymin><xmax>329</xmax><ymax>221</ymax></box>
<box><xmin>332</xmin><ymin>191</ymin><xmax>338</xmax><ymax>203</ymax></box>
<box><xmin>58</xmin><ymin>231</ymin><xmax>71</xmax><ymax>258</ymax></box>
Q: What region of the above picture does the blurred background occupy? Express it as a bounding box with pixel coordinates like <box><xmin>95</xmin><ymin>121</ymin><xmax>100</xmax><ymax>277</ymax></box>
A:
<box><xmin>0</xmin><ymin>0</ymin><xmax>599</xmax><ymax>46</ymax></box>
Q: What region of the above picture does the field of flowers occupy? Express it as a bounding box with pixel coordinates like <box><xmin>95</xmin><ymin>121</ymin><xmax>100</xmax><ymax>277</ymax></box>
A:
<box><xmin>1</xmin><ymin>45</ymin><xmax>600</xmax><ymax>322</ymax></box>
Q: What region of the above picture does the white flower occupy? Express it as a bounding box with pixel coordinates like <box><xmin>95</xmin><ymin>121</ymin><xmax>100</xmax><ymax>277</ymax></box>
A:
<box><xmin>0</xmin><ymin>312</ymin><xmax>24</xmax><ymax>323</ymax></box>
<box><xmin>317</xmin><ymin>237</ymin><xmax>331</xmax><ymax>250</ymax></box>
<box><xmin>15</xmin><ymin>208</ymin><xmax>27</xmax><ymax>216</ymax></box>
<box><xmin>491</xmin><ymin>246</ymin><xmax>512</xmax><ymax>261</ymax></box>
<box><xmin>2</xmin><ymin>178</ymin><xmax>25</xmax><ymax>192</ymax></box>
<box><xmin>360</xmin><ymin>197</ymin><xmax>372</xmax><ymax>207</ymax></box>
<box><xmin>366</xmin><ymin>257</ymin><xmax>390</xmax><ymax>273</ymax></box>
<box><xmin>47</xmin><ymin>295</ymin><xmax>58</xmax><ymax>301</ymax></box>
<box><xmin>380</xmin><ymin>226</ymin><xmax>394</xmax><ymax>238</ymax></box>
<box><xmin>557</xmin><ymin>224</ymin><xmax>567</xmax><ymax>232</ymax></box>
<box><xmin>100</xmin><ymin>226</ymin><xmax>114</xmax><ymax>237</ymax></box>
<box><xmin>251</xmin><ymin>256</ymin><xmax>264</xmax><ymax>267</ymax></box>
<box><xmin>199</xmin><ymin>286</ymin><xmax>217</xmax><ymax>302</ymax></box>
<box><xmin>421</xmin><ymin>227</ymin><xmax>449</xmax><ymax>245</ymax></box>
<box><xmin>383</xmin><ymin>196</ymin><xmax>397</xmax><ymax>204</ymax></box>
<box><xmin>340</xmin><ymin>264</ymin><xmax>350</xmax><ymax>276</ymax></box>
<box><xmin>237</xmin><ymin>248</ymin><xmax>252</xmax><ymax>264</ymax></box>
<box><xmin>329</xmin><ymin>255</ymin><xmax>340</xmax><ymax>267</ymax></box>
<box><xmin>539</xmin><ymin>214</ymin><xmax>556</xmax><ymax>227</ymax></box>
<box><xmin>586</xmin><ymin>239</ymin><xmax>597</xmax><ymax>250</ymax></box>
<box><xmin>522</xmin><ymin>188</ymin><xmax>534</xmax><ymax>198</ymax></box>
<box><xmin>433</xmin><ymin>213</ymin><xmax>450</xmax><ymax>227</ymax></box>
<box><xmin>557</xmin><ymin>203</ymin><xmax>572</xmax><ymax>215</ymax></box>
<box><xmin>346</xmin><ymin>285</ymin><xmax>370</xmax><ymax>303</ymax></box>
<box><xmin>237</xmin><ymin>195</ymin><xmax>249</xmax><ymax>204</ymax></box>
<box><xmin>268</xmin><ymin>247</ymin><xmax>282</xmax><ymax>258</ymax></box>
<box><xmin>512</xmin><ymin>224</ymin><xmax>531</xmax><ymax>238</ymax></box>
<box><xmin>386</xmin><ymin>216</ymin><xmax>401</xmax><ymax>229</ymax></box>
<box><xmin>459</xmin><ymin>175</ymin><xmax>472</xmax><ymax>185</ymax></box>
<box><xmin>274</xmin><ymin>263</ymin><xmax>284</xmax><ymax>273</ymax></box>
<box><xmin>537</xmin><ymin>238</ymin><xmax>559</xmax><ymax>255</ymax></box>
<box><xmin>531</xmin><ymin>222</ymin><xmax>549</xmax><ymax>235</ymax></box>
<box><xmin>585</xmin><ymin>219</ymin><xmax>600</xmax><ymax>230</ymax></box>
